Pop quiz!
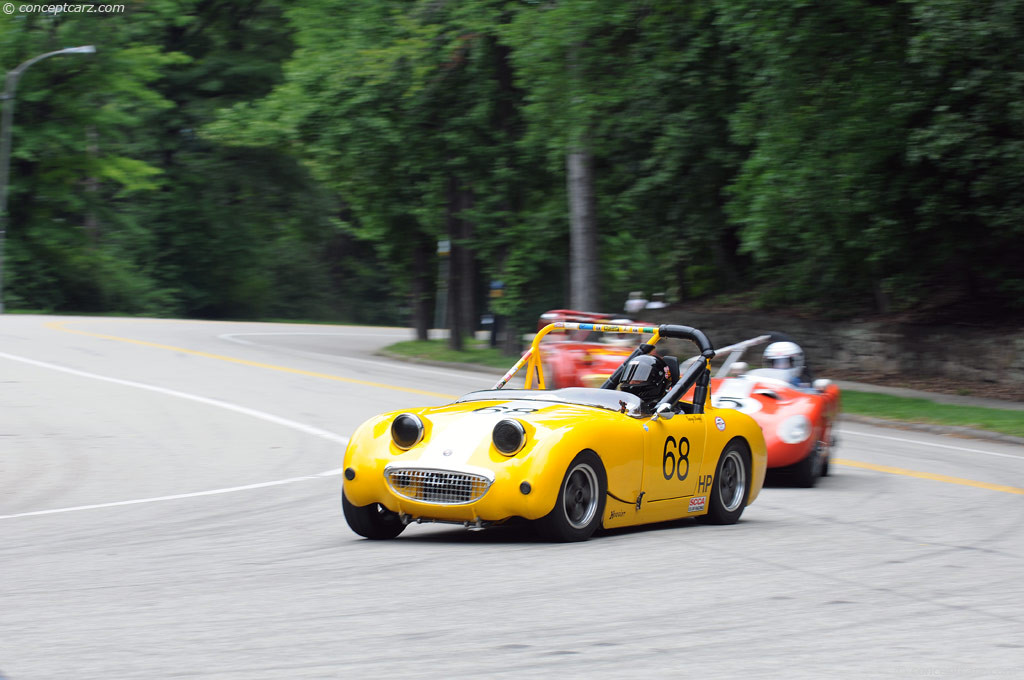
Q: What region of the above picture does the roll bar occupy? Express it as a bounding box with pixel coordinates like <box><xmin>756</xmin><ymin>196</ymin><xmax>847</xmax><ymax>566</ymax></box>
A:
<box><xmin>494</xmin><ymin>321</ymin><xmax>660</xmax><ymax>390</ymax></box>
<box><xmin>493</xmin><ymin>321</ymin><xmax>717</xmax><ymax>395</ymax></box>
<box><xmin>657</xmin><ymin>324</ymin><xmax>715</xmax><ymax>358</ymax></box>
<box><xmin>653</xmin><ymin>353</ymin><xmax>714</xmax><ymax>415</ymax></box>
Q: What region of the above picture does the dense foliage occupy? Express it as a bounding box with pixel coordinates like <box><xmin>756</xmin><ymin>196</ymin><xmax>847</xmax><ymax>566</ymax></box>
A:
<box><xmin>1</xmin><ymin>1</ymin><xmax>1022</xmax><ymax>333</ymax></box>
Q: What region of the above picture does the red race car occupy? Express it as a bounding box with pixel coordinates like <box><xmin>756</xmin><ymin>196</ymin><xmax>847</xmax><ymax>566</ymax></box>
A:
<box><xmin>534</xmin><ymin>310</ymin><xmax>652</xmax><ymax>389</ymax></box>
<box><xmin>705</xmin><ymin>334</ymin><xmax>841</xmax><ymax>487</ymax></box>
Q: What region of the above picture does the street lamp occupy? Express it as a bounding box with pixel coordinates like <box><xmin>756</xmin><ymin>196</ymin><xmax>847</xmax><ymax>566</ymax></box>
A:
<box><xmin>0</xmin><ymin>45</ymin><xmax>96</xmax><ymax>313</ymax></box>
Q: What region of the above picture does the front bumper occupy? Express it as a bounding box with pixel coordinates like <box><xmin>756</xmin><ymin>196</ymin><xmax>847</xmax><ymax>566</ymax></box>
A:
<box><xmin>344</xmin><ymin>459</ymin><xmax>556</xmax><ymax>523</ymax></box>
<box><xmin>766</xmin><ymin>438</ymin><xmax>816</xmax><ymax>468</ymax></box>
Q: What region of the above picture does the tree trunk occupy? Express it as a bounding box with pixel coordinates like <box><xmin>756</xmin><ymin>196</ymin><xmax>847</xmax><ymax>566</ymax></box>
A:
<box><xmin>458</xmin><ymin>188</ymin><xmax>476</xmax><ymax>340</ymax></box>
<box><xmin>411</xmin><ymin>235</ymin><xmax>430</xmax><ymax>341</ymax></box>
<box><xmin>446</xmin><ymin>176</ymin><xmax>463</xmax><ymax>351</ymax></box>
<box><xmin>84</xmin><ymin>126</ymin><xmax>100</xmax><ymax>245</ymax></box>
<box><xmin>567</xmin><ymin>148</ymin><xmax>598</xmax><ymax>311</ymax></box>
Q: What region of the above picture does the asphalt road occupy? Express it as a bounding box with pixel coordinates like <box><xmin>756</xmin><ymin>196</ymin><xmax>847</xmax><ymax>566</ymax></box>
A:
<box><xmin>1</xmin><ymin>316</ymin><xmax>1022</xmax><ymax>679</ymax></box>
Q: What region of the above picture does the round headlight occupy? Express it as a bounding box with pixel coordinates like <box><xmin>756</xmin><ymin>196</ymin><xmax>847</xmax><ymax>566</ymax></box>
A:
<box><xmin>391</xmin><ymin>413</ymin><xmax>424</xmax><ymax>449</ymax></box>
<box><xmin>493</xmin><ymin>419</ymin><xmax>526</xmax><ymax>456</ymax></box>
<box><xmin>778</xmin><ymin>415</ymin><xmax>812</xmax><ymax>444</ymax></box>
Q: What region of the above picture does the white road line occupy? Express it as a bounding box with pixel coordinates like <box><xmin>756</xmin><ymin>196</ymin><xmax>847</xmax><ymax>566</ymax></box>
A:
<box><xmin>0</xmin><ymin>469</ymin><xmax>344</xmax><ymax>520</ymax></box>
<box><xmin>0</xmin><ymin>350</ymin><xmax>349</xmax><ymax>520</ymax></box>
<box><xmin>836</xmin><ymin>427</ymin><xmax>1023</xmax><ymax>460</ymax></box>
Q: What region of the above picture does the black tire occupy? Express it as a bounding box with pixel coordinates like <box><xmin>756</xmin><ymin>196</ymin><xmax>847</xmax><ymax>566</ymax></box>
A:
<box><xmin>342</xmin><ymin>490</ymin><xmax>406</xmax><ymax>540</ymax></box>
<box><xmin>822</xmin><ymin>435</ymin><xmax>836</xmax><ymax>477</ymax></box>
<box><xmin>536</xmin><ymin>451</ymin><xmax>607</xmax><ymax>542</ymax></box>
<box><xmin>702</xmin><ymin>439</ymin><xmax>751</xmax><ymax>525</ymax></box>
<box><xmin>792</xmin><ymin>443</ymin><xmax>822</xmax><ymax>488</ymax></box>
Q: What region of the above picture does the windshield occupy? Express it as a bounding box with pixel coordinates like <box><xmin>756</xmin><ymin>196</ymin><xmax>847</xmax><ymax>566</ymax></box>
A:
<box><xmin>457</xmin><ymin>387</ymin><xmax>644</xmax><ymax>415</ymax></box>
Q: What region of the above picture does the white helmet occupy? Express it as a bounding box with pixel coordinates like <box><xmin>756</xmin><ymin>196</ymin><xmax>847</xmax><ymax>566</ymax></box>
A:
<box><xmin>763</xmin><ymin>341</ymin><xmax>804</xmax><ymax>371</ymax></box>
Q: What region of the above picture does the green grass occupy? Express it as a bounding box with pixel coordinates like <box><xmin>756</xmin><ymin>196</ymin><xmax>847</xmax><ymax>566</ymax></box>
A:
<box><xmin>384</xmin><ymin>338</ymin><xmax>516</xmax><ymax>370</ymax></box>
<box><xmin>840</xmin><ymin>391</ymin><xmax>1024</xmax><ymax>439</ymax></box>
<box><xmin>385</xmin><ymin>340</ymin><xmax>1024</xmax><ymax>439</ymax></box>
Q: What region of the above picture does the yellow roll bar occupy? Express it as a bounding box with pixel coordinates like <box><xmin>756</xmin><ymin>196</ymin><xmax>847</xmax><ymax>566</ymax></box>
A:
<box><xmin>492</xmin><ymin>322</ymin><xmax>661</xmax><ymax>390</ymax></box>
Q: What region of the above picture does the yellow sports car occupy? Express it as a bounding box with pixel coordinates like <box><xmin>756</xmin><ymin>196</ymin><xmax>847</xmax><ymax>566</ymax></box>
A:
<box><xmin>342</xmin><ymin>322</ymin><xmax>767</xmax><ymax>541</ymax></box>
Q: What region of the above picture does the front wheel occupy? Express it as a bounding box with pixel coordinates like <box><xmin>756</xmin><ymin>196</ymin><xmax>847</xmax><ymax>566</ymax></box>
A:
<box><xmin>702</xmin><ymin>440</ymin><xmax>751</xmax><ymax>525</ymax></box>
<box><xmin>342</xmin><ymin>490</ymin><xmax>406</xmax><ymax>539</ymax></box>
<box><xmin>792</xmin><ymin>443</ymin><xmax>823</xmax><ymax>488</ymax></box>
<box><xmin>821</xmin><ymin>436</ymin><xmax>835</xmax><ymax>477</ymax></box>
<box><xmin>535</xmin><ymin>451</ymin><xmax>607</xmax><ymax>542</ymax></box>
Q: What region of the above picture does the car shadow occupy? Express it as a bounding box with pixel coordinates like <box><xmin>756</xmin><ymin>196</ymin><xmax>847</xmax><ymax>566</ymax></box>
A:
<box><xmin>763</xmin><ymin>467</ymin><xmax>864</xmax><ymax>489</ymax></box>
<box><xmin>394</xmin><ymin>518</ymin><xmax>541</xmax><ymax>544</ymax></box>
<box><xmin>763</xmin><ymin>470</ymin><xmax>814</xmax><ymax>488</ymax></box>
<box><xmin>388</xmin><ymin>512</ymin><xmax>768</xmax><ymax>544</ymax></box>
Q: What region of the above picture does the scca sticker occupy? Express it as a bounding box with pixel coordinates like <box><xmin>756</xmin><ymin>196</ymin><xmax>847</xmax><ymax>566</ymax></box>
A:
<box><xmin>715</xmin><ymin>416</ymin><xmax>726</xmax><ymax>431</ymax></box>
<box><xmin>688</xmin><ymin>497</ymin><xmax>706</xmax><ymax>513</ymax></box>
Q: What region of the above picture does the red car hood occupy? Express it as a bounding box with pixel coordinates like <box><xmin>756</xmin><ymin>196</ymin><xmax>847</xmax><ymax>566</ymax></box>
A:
<box><xmin>709</xmin><ymin>376</ymin><xmax>840</xmax><ymax>467</ymax></box>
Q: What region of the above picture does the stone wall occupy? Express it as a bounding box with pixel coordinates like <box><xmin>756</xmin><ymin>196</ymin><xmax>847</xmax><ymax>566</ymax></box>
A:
<box><xmin>637</xmin><ymin>307</ymin><xmax>1024</xmax><ymax>389</ymax></box>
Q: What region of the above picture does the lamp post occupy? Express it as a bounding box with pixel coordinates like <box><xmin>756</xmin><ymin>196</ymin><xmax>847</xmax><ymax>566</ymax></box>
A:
<box><xmin>0</xmin><ymin>45</ymin><xmax>96</xmax><ymax>313</ymax></box>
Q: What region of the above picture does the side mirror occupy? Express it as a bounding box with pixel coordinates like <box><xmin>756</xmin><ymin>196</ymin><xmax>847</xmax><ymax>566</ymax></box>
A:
<box><xmin>729</xmin><ymin>361</ymin><xmax>748</xmax><ymax>375</ymax></box>
<box><xmin>812</xmin><ymin>378</ymin><xmax>831</xmax><ymax>391</ymax></box>
<box><xmin>650</xmin><ymin>402</ymin><xmax>675</xmax><ymax>422</ymax></box>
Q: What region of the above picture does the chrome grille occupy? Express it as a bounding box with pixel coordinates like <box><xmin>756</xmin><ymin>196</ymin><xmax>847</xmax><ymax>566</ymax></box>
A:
<box><xmin>385</xmin><ymin>468</ymin><xmax>491</xmax><ymax>505</ymax></box>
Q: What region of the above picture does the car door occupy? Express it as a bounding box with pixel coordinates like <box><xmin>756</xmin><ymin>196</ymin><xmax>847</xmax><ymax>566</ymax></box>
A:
<box><xmin>640</xmin><ymin>412</ymin><xmax>708</xmax><ymax>502</ymax></box>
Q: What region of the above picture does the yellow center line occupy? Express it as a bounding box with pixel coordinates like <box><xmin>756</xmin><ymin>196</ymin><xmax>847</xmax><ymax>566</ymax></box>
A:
<box><xmin>45</xmin><ymin>320</ymin><xmax>459</xmax><ymax>400</ymax></box>
<box><xmin>834</xmin><ymin>458</ymin><xmax>1024</xmax><ymax>495</ymax></box>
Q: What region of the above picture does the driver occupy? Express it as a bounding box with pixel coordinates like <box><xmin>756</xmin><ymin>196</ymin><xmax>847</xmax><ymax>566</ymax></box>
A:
<box><xmin>619</xmin><ymin>354</ymin><xmax>670</xmax><ymax>412</ymax></box>
<box><xmin>762</xmin><ymin>341</ymin><xmax>810</xmax><ymax>386</ymax></box>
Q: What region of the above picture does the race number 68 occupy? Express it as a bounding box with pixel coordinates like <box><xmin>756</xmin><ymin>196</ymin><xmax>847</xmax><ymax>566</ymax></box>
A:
<box><xmin>662</xmin><ymin>436</ymin><xmax>690</xmax><ymax>481</ymax></box>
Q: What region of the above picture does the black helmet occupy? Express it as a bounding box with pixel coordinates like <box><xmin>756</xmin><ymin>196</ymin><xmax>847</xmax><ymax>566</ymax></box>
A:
<box><xmin>620</xmin><ymin>354</ymin><xmax>669</xmax><ymax>402</ymax></box>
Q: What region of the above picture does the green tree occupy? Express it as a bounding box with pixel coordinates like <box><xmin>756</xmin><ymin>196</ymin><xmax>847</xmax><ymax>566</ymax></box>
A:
<box><xmin>718</xmin><ymin>1</ymin><xmax>915</xmax><ymax>314</ymax></box>
<box><xmin>1</xmin><ymin>1</ymin><xmax>343</xmax><ymax>319</ymax></box>
<box><xmin>719</xmin><ymin>0</ymin><xmax>1024</xmax><ymax>315</ymax></box>
<box><xmin>1</xmin><ymin>7</ymin><xmax>181</xmax><ymax>312</ymax></box>
<box><xmin>212</xmin><ymin>1</ymin><xmax>546</xmax><ymax>343</ymax></box>
<box><xmin>504</xmin><ymin>1</ymin><xmax>748</xmax><ymax>315</ymax></box>
<box><xmin>902</xmin><ymin>0</ymin><xmax>1024</xmax><ymax>312</ymax></box>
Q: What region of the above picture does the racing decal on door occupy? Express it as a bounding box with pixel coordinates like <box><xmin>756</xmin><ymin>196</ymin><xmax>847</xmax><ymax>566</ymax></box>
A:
<box><xmin>662</xmin><ymin>436</ymin><xmax>690</xmax><ymax>481</ymax></box>
<box><xmin>696</xmin><ymin>474</ymin><xmax>713</xmax><ymax>494</ymax></box>
<box><xmin>715</xmin><ymin>416</ymin><xmax>726</xmax><ymax>431</ymax></box>
<box><xmin>688</xmin><ymin>497</ymin><xmax>706</xmax><ymax>513</ymax></box>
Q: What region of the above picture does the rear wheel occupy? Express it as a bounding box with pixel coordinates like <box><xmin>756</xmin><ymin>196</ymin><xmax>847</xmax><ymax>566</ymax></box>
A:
<box><xmin>702</xmin><ymin>440</ymin><xmax>751</xmax><ymax>525</ymax></box>
<box><xmin>536</xmin><ymin>451</ymin><xmax>607</xmax><ymax>542</ymax></box>
<box><xmin>342</xmin><ymin>490</ymin><xmax>406</xmax><ymax>539</ymax></box>
<box><xmin>792</xmin><ymin>443</ymin><xmax>823</xmax><ymax>488</ymax></box>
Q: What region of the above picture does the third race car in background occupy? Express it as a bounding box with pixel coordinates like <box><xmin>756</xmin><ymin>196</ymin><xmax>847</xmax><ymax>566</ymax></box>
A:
<box><xmin>534</xmin><ymin>309</ymin><xmax>652</xmax><ymax>389</ymax></box>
